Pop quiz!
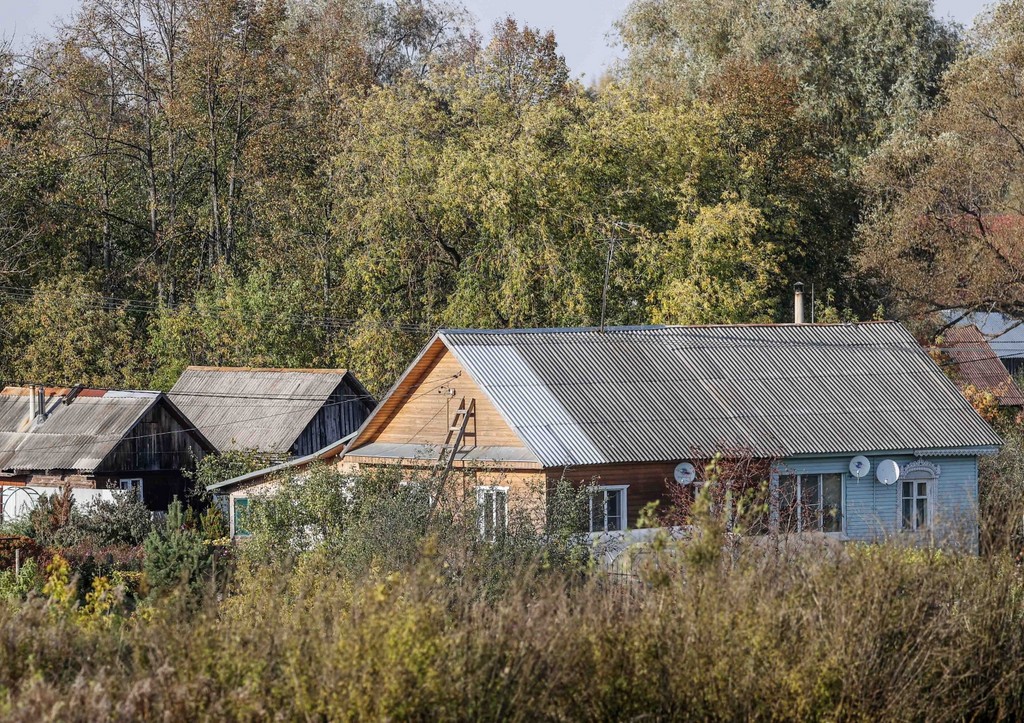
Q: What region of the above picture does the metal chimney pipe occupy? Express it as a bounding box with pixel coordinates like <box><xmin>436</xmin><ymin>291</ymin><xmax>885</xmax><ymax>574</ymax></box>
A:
<box><xmin>36</xmin><ymin>386</ymin><xmax>45</xmax><ymax>420</ymax></box>
<box><xmin>27</xmin><ymin>385</ymin><xmax>37</xmax><ymax>420</ymax></box>
<box><xmin>794</xmin><ymin>282</ymin><xmax>805</xmax><ymax>324</ymax></box>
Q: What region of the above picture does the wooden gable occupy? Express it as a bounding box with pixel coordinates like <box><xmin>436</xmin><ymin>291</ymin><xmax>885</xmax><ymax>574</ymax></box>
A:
<box><xmin>347</xmin><ymin>339</ymin><xmax>528</xmax><ymax>452</ymax></box>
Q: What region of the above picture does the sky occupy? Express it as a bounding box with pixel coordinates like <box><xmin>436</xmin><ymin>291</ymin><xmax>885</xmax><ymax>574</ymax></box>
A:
<box><xmin>1</xmin><ymin>0</ymin><xmax>994</xmax><ymax>82</ymax></box>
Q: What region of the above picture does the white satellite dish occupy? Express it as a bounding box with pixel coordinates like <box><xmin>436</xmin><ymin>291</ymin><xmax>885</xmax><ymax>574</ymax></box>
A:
<box><xmin>674</xmin><ymin>461</ymin><xmax>697</xmax><ymax>485</ymax></box>
<box><xmin>876</xmin><ymin>459</ymin><xmax>900</xmax><ymax>485</ymax></box>
<box><xmin>849</xmin><ymin>455</ymin><xmax>870</xmax><ymax>479</ymax></box>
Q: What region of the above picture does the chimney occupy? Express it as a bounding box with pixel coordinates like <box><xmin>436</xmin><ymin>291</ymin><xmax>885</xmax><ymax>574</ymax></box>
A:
<box><xmin>36</xmin><ymin>386</ymin><xmax>46</xmax><ymax>421</ymax></box>
<box><xmin>794</xmin><ymin>282</ymin><xmax>805</xmax><ymax>324</ymax></box>
<box><xmin>28</xmin><ymin>385</ymin><xmax>37</xmax><ymax>420</ymax></box>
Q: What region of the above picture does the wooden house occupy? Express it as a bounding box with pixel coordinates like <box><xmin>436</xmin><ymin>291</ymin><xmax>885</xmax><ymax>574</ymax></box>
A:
<box><xmin>943</xmin><ymin>324</ymin><xmax>1024</xmax><ymax>407</ymax></box>
<box><xmin>169</xmin><ymin>367</ymin><xmax>375</xmax><ymax>457</ymax></box>
<box><xmin>212</xmin><ymin>323</ymin><xmax>1002</xmax><ymax>548</ymax></box>
<box><xmin>0</xmin><ymin>386</ymin><xmax>215</xmax><ymax>510</ymax></box>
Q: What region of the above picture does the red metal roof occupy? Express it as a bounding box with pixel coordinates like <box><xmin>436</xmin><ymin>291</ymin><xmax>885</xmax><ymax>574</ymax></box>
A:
<box><xmin>944</xmin><ymin>325</ymin><xmax>1024</xmax><ymax>406</ymax></box>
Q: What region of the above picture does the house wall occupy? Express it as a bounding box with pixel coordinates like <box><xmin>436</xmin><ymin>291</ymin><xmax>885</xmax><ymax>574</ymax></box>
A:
<box><xmin>785</xmin><ymin>454</ymin><xmax>979</xmax><ymax>550</ymax></box>
<box><xmin>292</xmin><ymin>378</ymin><xmax>376</xmax><ymax>457</ymax></box>
<box><xmin>364</xmin><ymin>347</ymin><xmax>527</xmax><ymax>450</ymax></box>
<box><xmin>99</xmin><ymin>402</ymin><xmax>207</xmax><ymax>472</ymax></box>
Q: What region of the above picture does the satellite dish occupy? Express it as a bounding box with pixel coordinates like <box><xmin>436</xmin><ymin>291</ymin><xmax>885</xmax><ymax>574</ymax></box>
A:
<box><xmin>849</xmin><ymin>455</ymin><xmax>870</xmax><ymax>479</ymax></box>
<box><xmin>673</xmin><ymin>461</ymin><xmax>697</xmax><ymax>485</ymax></box>
<box><xmin>876</xmin><ymin>459</ymin><xmax>900</xmax><ymax>485</ymax></box>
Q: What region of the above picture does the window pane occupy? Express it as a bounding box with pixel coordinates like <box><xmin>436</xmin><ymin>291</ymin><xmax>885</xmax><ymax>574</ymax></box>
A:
<box><xmin>801</xmin><ymin>475</ymin><xmax>819</xmax><ymax>531</ymax></box>
<box><xmin>482</xmin><ymin>492</ymin><xmax>495</xmax><ymax>540</ymax></box>
<box><xmin>607</xmin><ymin>490</ymin><xmax>622</xmax><ymax>531</ymax></box>
<box><xmin>903</xmin><ymin>480</ymin><xmax>912</xmax><ymax>499</ymax></box>
<box><xmin>821</xmin><ymin>474</ymin><xmax>843</xmax><ymax>533</ymax></box>
<box><xmin>916</xmin><ymin>498</ymin><xmax>928</xmax><ymax>530</ymax></box>
<box><xmin>234</xmin><ymin>498</ymin><xmax>250</xmax><ymax>537</ymax></box>
<box><xmin>917</xmin><ymin>481</ymin><xmax>927</xmax><ymax>498</ymax></box>
<box><xmin>590</xmin><ymin>491</ymin><xmax>604</xmax><ymax>532</ymax></box>
<box><xmin>779</xmin><ymin>475</ymin><xmax>797</xmax><ymax>532</ymax></box>
<box><xmin>902</xmin><ymin>498</ymin><xmax>913</xmax><ymax>530</ymax></box>
<box><xmin>495</xmin><ymin>491</ymin><xmax>507</xmax><ymax>537</ymax></box>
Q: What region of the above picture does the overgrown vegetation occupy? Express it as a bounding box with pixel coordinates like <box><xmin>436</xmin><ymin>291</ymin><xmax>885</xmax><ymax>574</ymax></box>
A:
<box><xmin>0</xmin><ymin>471</ymin><xmax>1023</xmax><ymax>719</ymax></box>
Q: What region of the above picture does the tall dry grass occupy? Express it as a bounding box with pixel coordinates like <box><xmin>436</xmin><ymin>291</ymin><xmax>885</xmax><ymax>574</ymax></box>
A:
<box><xmin>0</xmin><ymin>538</ymin><xmax>1023</xmax><ymax>721</ymax></box>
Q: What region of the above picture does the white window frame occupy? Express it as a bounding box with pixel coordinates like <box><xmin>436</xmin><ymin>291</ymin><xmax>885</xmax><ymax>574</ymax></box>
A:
<box><xmin>900</xmin><ymin>477</ymin><xmax>931</xmax><ymax>532</ymax></box>
<box><xmin>476</xmin><ymin>486</ymin><xmax>508</xmax><ymax>541</ymax></box>
<box><xmin>776</xmin><ymin>472</ymin><xmax>844</xmax><ymax>534</ymax></box>
<box><xmin>588</xmin><ymin>485</ymin><xmax>628</xmax><ymax>533</ymax></box>
<box><xmin>118</xmin><ymin>478</ymin><xmax>144</xmax><ymax>503</ymax></box>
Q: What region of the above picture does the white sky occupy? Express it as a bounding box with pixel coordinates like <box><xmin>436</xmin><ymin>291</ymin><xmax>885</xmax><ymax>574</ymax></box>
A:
<box><xmin>0</xmin><ymin>0</ymin><xmax>993</xmax><ymax>82</ymax></box>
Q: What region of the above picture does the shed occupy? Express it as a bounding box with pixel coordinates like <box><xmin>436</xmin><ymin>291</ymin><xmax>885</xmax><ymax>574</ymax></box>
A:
<box><xmin>169</xmin><ymin>367</ymin><xmax>375</xmax><ymax>457</ymax></box>
<box><xmin>0</xmin><ymin>386</ymin><xmax>215</xmax><ymax>510</ymax></box>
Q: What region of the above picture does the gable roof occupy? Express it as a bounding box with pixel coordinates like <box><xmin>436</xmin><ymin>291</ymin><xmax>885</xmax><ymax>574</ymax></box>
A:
<box><xmin>943</xmin><ymin>325</ymin><xmax>1024</xmax><ymax>406</ymax></box>
<box><xmin>0</xmin><ymin>387</ymin><xmax>213</xmax><ymax>472</ymax></box>
<box><xmin>169</xmin><ymin>367</ymin><xmax>370</xmax><ymax>453</ymax></box>
<box><xmin>347</xmin><ymin>322</ymin><xmax>1001</xmax><ymax>467</ymax></box>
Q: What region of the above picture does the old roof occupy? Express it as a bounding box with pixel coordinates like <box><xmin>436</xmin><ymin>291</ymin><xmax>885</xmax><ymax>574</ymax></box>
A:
<box><xmin>169</xmin><ymin>367</ymin><xmax>370</xmax><ymax>453</ymax></box>
<box><xmin>943</xmin><ymin>325</ymin><xmax>1024</xmax><ymax>406</ymax></box>
<box><xmin>0</xmin><ymin>387</ymin><xmax>208</xmax><ymax>472</ymax></box>
<box><xmin>206</xmin><ymin>432</ymin><xmax>358</xmax><ymax>493</ymax></box>
<box><xmin>347</xmin><ymin>322</ymin><xmax>1000</xmax><ymax>467</ymax></box>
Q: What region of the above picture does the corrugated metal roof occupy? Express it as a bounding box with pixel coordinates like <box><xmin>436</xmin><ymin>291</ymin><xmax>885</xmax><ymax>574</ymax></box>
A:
<box><xmin>944</xmin><ymin>325</ymin><xmax>1024</xmax><ymax>406</ymax></box>
<box><xmin>435</xmin><ymin>322</ymin><xmax>1002</xmax><ymax>466</ymax></box>
<box><xmin>169</xmin><ymin>367</ymin><xmax>360</xmax><ymax>453</ymax></box>
<box><xmin>0</xmin><ymin>387</ymin><xmax>161</xmax><ymax>471</ymax></box>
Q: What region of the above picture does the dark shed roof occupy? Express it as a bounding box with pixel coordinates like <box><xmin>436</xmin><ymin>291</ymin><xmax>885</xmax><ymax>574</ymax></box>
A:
<box><xmin>427</xmin><ymin>322</ymin><xmax>1001</xmax><ymax>466</ymax></box>
<box><xmin>943</xmin><ymin>325</ymin><xmax>1024</xmax><ymax>406</ymax></box>
<box><xmin>169</xmin><ymin>367</ymin><xmax>372</xmax><ymax>453</ymax></box>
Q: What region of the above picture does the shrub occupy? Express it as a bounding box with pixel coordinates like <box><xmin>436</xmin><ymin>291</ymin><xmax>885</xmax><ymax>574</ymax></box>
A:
<box><xmin>143</xmin><ymin>499</ymin><xmax>212</xmax><ymax>599</ymax></box>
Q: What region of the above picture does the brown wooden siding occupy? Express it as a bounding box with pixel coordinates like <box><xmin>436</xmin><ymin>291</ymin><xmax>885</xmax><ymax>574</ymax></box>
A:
<box><xmin>368</xmin><ymin>347</ymin><xmax>527</xmax><ymax>451</ymax></box>
<box><xmin>98</xmin><ymin>402</ymin><xmax>207</xmax><ymax>473</ymax></box>
<box><xmin>292</xmin><ymin>378</ymin><xmax>375</xmax><ymax>457</ymax></box>
<box><xmin>547</xmin><ymin>462</ymin><xmax>677</xmax><ymax>529</ymax></box>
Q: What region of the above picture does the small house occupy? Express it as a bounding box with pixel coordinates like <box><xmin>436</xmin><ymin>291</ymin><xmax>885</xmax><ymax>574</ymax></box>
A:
<box><xmin>943</xmin><ymin>324</ymin><xmax>1024</xmax><ymax>407</ymax></box>
<box><xmin>169</xmin><ymin>367</ymin><xmax>375</xmax><ymax>457</ymax></box>
<box><xmin>0</xmin><ymin>385</ymin><xmax>215</xmax><ymax>510</ymax></box>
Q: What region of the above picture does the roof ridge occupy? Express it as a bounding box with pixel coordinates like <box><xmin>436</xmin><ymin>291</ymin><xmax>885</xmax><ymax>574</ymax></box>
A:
<box><xmin>184</xmin><ymin>366</ymin><xmax>350</xmax><ymax>374</ymax></box>
<box><xmin>440</xmin><ymin>321</ymin><xmax>897</xmax><ymax>335</ymax></box>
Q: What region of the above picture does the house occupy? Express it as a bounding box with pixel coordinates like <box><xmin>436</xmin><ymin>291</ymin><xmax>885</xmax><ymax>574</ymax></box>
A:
<box><xmin>168</xmin><ymin>367</ymin><xmax>375</xmax><ymax>457</ymax></box>
<box><xmin>943</xmin><ymin>324</ymin><xmax>1024</xmax><ymax>407</ymax></box>
<box><xmin>0</xmin><ymin>385</ymin><xmax>216</xmax><ymax>510</ymax></box>
<box><xmin>942</xmin><ymin>310</ymin><xmax>1024</xmax><ymax>375</ymax></box>
<box><xmin>216</xmin><ymin>321</ymin><xmax>1002</xmax><ymax>549</ymax></box>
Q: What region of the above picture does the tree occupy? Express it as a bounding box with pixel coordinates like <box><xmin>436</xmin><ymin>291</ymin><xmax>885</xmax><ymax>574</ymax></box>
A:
<box><xmin>859</xmin><ymin>0</ymin><xmax>1024</xmax><ymax>320</ymax></box>
<box><xmin>143</xmin><ymin>498</ymin><xmax>212</xmax><ymax>598</ymax></box>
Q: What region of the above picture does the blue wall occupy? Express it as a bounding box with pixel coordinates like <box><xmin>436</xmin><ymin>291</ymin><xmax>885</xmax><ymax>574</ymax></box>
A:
<box><xmin>778</xmin><ymin>454</ymin><xmax>980</xmax><ymax>551</ymax></box>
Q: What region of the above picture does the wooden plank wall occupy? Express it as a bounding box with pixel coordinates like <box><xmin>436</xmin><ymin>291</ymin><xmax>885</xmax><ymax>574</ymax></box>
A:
<box><xmin>100</xmin><ymin>402</ymin><xmax>208</xmax><ymax>472</ymax></box>
<box><xmin>370</xmin><ymin>349</ymin><xmax>527</xmax><ymax>450</ymax></box>
<box><xmin>293</xmin><ymin>377</ymin><xmax>376</xmax><ymax>457</ymax></box>
<box><xmin>547</xmin><ymin>462</ymin><xmax>678</xmax><ymax>528</ymax></box>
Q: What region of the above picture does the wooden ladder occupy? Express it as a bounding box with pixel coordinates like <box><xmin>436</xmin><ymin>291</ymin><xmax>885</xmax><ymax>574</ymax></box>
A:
<box><xmin>429</xmin><ymin>398</ymin><xmax>475</xmax><ymax>518</ymax></box>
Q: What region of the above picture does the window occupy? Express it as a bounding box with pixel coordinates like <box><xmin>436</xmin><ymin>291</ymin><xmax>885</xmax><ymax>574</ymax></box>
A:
<box><xmin>901</xmin><ymin>479</ymin><xmax>929</xmax><ymax>531</ymax></box>
<box><xmin>589</xmin><ymin>486</ymin><xmax>627</xmax><ymax>533</ymax></box>
<box><xmin>118</xmin><ymin>478</ymin><xmax>144</xmax><ymax>503</ymax></box>
<box><xmin>778</xmin><ymin>473</ymin><xmax>842</xmax><ymax>533</ymax></box>
<box><xmin>477</xmin><ymin>487</ymin><xmax>507</xmax><ymax>541</ymax></box>
<box><xmin>232</xmin><ymin>497</ymin><xmax>251</xmax><ymax>537</ymax></box>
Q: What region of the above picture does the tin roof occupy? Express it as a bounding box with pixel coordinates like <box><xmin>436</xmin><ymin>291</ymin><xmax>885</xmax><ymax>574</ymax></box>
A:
<box><xmin>169</xmin><ymin>367</ymin><xmax>368</xmax><ymax>453</ymax></box>
<box><xmin>943</xmin><ymin>325</ymin><xmax>1024</xmax><ymax>406</ymax></box>
<box><xmin>400</xmin><ymin>322</ymin><xmax>1003</xmax><ymax>466</ymax></box>
<box><xmin>0</xmin><ymin>387</ymin><xmax>207</xmax><ymax>472</ymax></box>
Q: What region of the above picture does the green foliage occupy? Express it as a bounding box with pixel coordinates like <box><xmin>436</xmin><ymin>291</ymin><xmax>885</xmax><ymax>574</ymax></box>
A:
<box><xmin>185</xmin><ymin>449</ymin><xmax>277</xmax><ymax>501</ymax></box>
<box><xmin>142</xmin><ymin>499</ymin><xmax>212</xmax><ymax>599</ymax></box>
<box><xmin>27</xmin><ymin>489</ymin><xmax>154</xmax><ymax>549</ymax></box>
<box><xmin>0</xmin><ymin>558</ymin><xmax>40</xmax><ymax>602</ymax></box>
